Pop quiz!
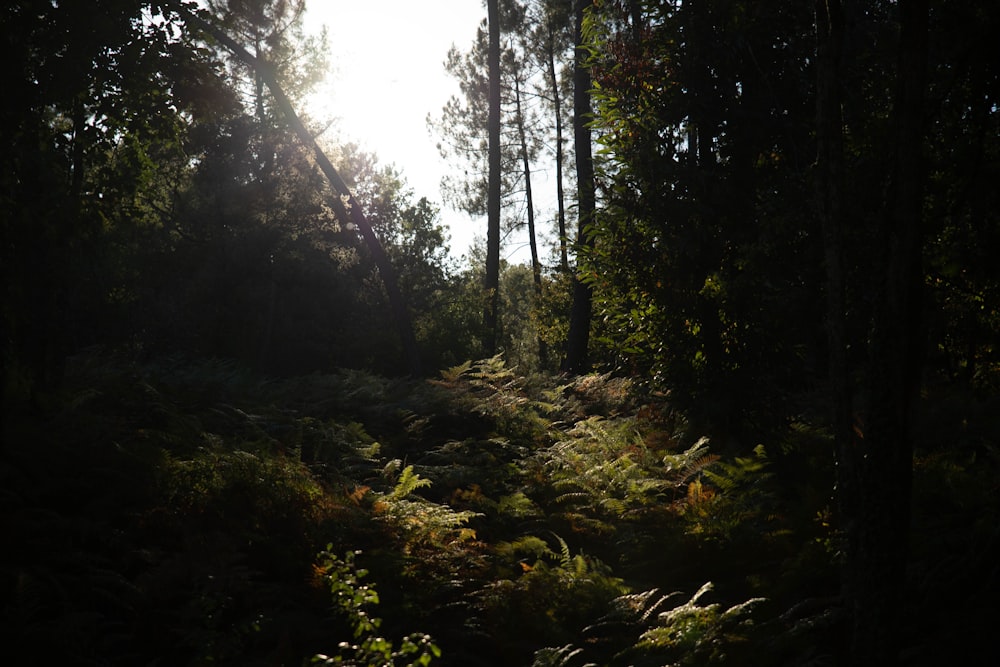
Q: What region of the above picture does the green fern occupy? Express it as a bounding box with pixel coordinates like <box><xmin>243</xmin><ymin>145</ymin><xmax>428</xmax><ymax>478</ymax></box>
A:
<box><xmin>682</xmin><ymin>444</ymin><xmax>779</xmax><ymax>542</ymax></box>
<box><xmin>636</xmin><ymin>582</ymin><xmax>766</xmax><ymax>663</ymax></box>
<box><xmin>388</xmin><ymin>465</ymin><xmax>433</xmax><ymax>500</ymax></box>
<box><xmin>534</xmin><ymin>418</ymin><xmax>716</xmax><ymax>527</ymax></box>
<box><xmin>532</xmin><ymin>644</ymin><xmax>596</xmax><ymax>667</ymax></box>
<box><xmin>430</xmin><ymin>356</ymin><xmax>550</xmax><ymax>442</ymax></box>
<box><xmin>438</xmin><ymin>360</ymin><xmax>473</xmax><ymax>383</ymax></box>
<box><xmin>542</xmin><ymin>584</ymin><xmax>767</xmax><ymax>666</ymax></box>
<box><xmin>372</xmin><ymin>467</ymin><xmax>480</xmax><ymax>551</ymax></box>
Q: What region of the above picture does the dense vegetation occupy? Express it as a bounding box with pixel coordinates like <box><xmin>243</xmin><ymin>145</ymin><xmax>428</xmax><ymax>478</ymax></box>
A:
<box><xmin>4</xmin><ymin>354</ymin><xmax>998</xmax><ymax>665</ymax></box>
<box><xmin>2</xmin><ymin>0</ymin><xmax>999</xmax><ymax>665</ymax></box>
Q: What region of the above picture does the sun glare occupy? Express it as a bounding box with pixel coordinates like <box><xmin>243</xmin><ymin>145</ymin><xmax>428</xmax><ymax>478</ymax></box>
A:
<box><xmin>303</xmin><ymin>2</ymin><xmax>487</xmax><ymax>256</ymax></box>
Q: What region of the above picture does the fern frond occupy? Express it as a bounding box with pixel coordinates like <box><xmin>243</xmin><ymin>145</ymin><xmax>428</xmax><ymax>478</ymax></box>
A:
<box><xmin>553</xmin><ymin>533</ymin><xmax>573</xmax><ymax>569</ymax></box>
<box><xmin>389</xmin><ymin>465</ymin><xmax>432</xmax><ymax>500</ymax></box>
<box><xmin>438</xmin><ymin>360</ymin><xmax>473</xmax><ymax>384</ymax></box>
<box><xmin>532</xmin><ymin>643</ymin><xmax>596</xmax><ymax>667</ymax></box>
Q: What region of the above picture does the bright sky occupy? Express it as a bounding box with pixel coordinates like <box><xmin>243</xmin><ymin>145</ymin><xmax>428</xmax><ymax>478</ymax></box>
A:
<box><xmin>303</xmin><ymin>1</ymin><xmax>488</xmax><ymax>259</ymax></box>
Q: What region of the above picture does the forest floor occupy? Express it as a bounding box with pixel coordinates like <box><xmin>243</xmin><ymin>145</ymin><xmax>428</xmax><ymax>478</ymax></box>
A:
<box><xmin>2</xmin><ymin>351</ymin><xmax>998</xmax><ymax>665</ymax></box>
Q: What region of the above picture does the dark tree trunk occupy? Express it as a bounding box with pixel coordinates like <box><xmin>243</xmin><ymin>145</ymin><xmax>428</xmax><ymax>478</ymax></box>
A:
<box><xmin>815</xmin><ymin>1</ymin><xmax>929</xmax><ymax>664</ymax></box>
<box><xmin>814</xmin><ymin>0</ymin><xmax>856</xmax><ymax>539</ymax></box>
<box><xmin>485</xmin><ymin>0</ymin><xmax>502</xmax><ymax>357</ymax></box>
<box><xmin>848</xmin><ymin>1</ymin><xmax>928</xmax><ymax>664</ymax></box>
<box><xmin>562</xmin><ymin>0</ymin><xmax>596</xmax><ymax>374</ymax></box>
<box><xmin>628</xmin><ymin>0</ymin><xmax>643</xmax><ymax>43</ymax></box>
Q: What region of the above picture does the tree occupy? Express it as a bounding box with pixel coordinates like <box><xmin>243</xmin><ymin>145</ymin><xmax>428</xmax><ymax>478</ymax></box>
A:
<box><xmin>338</xmin><ymin>147</ymin><xmax>459</xmax><ymax>373</ymax></box>
<box><xmin>534</xmin><ymin>0</ymin><xmax>574</xmax><ymax>273</ymax></box>
<box><xmin>561</xmin><ymin>0</ymin><xmax>596</xmax><ymax>375</ymax></box>
<box><xmin>486</xmin><ymin>0</ymin><xmax>503</xmax><ymax>356</ymax></box>
<box><xmin>0</xmin><ymin>0</ymin><xmax>197</xmax><ymax>402</ymax></box>
<box><xmin>921</xmin><ymin>0</ymin><xmax>1000</xmax><ymax>391</ymax></box>
<box><xmin>174</xmin><ymin>1</ymin><xmax>422</xmax><ymax>375</ymax></box>
<box><xmin>816</xmin><ymin>1</ymin><xmax>929</xmax><ymax>663</ymax></box>
<box><xmin>433</xmin><ymin>0</ymin><xmax>532</xmax><ymax>357</ymax></box>
<box><xmin>514</xmin><ymin>64</ymin><xmax>548</xmax><ymax>364</ymax></box>
<box><xmin>433</xmin><ymin>0</ymin><xmax>577</xmax><ymax>362</ymax></box>
<box><xmin>582</xmin><ymin>0</ymin><xmax>819</xmax><ymax>429</ymax></box>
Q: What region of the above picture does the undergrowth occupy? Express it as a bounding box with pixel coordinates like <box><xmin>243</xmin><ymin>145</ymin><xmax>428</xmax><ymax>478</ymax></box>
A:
<box><xmin>1</xmin><ymin>351</ymin><xmax>996</xmax><ymax>664</ymax></box>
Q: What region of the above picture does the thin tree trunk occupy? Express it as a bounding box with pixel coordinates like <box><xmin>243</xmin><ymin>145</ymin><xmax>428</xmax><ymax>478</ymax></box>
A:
<box><xmin>485</xmin><ymin>0</ymin><xmax>502</xmax><ymax>356</ymax></box>
<box><xmin>546</xmin><ymin>21</ymin><xmax>569</xmax><ymax>273</ymax></box>
<box><xmin>814</xmin><ymin>0</ymin><xmax>856</xmax><ymax>538</ymax></box>
<box><xmin>562</xmin><ymin>0</ymin><xmax>595</xmax><ymax>374</ymax></box>
<box><xmin>175</xmin><ymin>4</ymin><xmax>421</xmax><ymax>375</ymax></box>
<box><xmin>514</xmin><ymin>73</ymin><xmax>548</xmax><ymax>365</ymax></box>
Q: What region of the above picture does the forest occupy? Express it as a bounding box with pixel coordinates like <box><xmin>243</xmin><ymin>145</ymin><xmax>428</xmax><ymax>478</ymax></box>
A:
<box><xmin>2</xmin><ymin>0</ymin><xmax>999</xmax><ymax>665</ymax></box>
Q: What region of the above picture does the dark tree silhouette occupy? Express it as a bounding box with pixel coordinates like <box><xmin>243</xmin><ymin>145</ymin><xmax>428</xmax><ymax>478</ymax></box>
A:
<box><xmin>175</xmin><ymin>2</ymin><xmax>421</xmax><ymax>375</ymax></box>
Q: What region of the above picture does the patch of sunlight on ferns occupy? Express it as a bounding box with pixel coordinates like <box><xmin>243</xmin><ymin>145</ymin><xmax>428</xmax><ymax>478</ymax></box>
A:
<box><xmin>545</xmin><ymin>584</ymin><xmax>766</xmax><ymax>666</ymax></box>
<box><xmin>387</xmin><ymin>464</ymin><xmax>433</xmax><ymax>500</ymax></box>
<box><xmin>633</xmin><ymin>582</ymin><xmax>765</xmax><ymax>664</ymax></box>
<box><xmin>495</xmin><ymin>531</ymin><xmax>598</xmax><ymax>574</ymax></box>
<box><xmin>532</xmin><ymin>644</ymin><xmax>597</xmax><ymax>667</ymax></box>
<box><xmin>496</xmin><ymin>534</ymin><xmax>556</xmax><ymax>563</ymax></box>
<box><xmin>164</xmin><ymin>447</ymin><xmax>333</xmax><ymax>527</ymax></box>
<box><xmin>434</xmin><ymin>356</ymin><xmax>524</xmax><ymax>408</ymax></box>
<box><xmin>536</xmin><ymin>417</ymin><xmax>716</xmax><ymax>521</ymax></box>
<box><xmin>558</xmin><ymin>372</ymin><xmax>637</xmax><ymax>418</ymax></box>
<box><xmin>372</xmin><ymin>465</ymin><xmax>480</xmax><ymax>551</ymax></box>
<box><xmin>432</xmin><ymin>356</ymin><xmax>553</xmax><ymax>441</ymax></box>
<box><xmin>497</xmin><ymin>491</ymin><xmax>543</xmax><ymax>519</ymax></box>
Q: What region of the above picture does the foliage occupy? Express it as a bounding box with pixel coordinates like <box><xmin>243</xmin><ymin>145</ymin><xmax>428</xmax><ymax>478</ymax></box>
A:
<box><xmin>632</xmin><ymin>583</ymin><xmax>765</xmax><ymax>662</ymax></box>
<box><xmin>681</xmin><ymin>444</ymin><xmax>778</xmax><ymax>543</ymax></box>
<box><xmin>583</xmin><ymin>0</ymin><xmax>824</xmax><ymax>434</ymax></box>
<box><xmin>310</xmin><ymin>549</ymin><xmax>441</xmax><ymax>667</ymax></box>
<box><xmin>531</xmin><ymin>417</ymin><xmax>716</xmax><ymax>531</ymax></box>
<box><xmin>530</xmin><ymin>581</ymin><xmax>768</xmax><ymax>667</ymax></box>
<box><xmin>431</xmin><ymin>355</ymin><xmax>554</xmax><ymax>444</ymax></box>
<box><xmin>3</xmin><ymin>0</ymin><xmax>1000</xmax><ymax>664</ymax></box>
<box><xmin>477</xmin><ymin>533</ymin><xmax>628</xmax><ymax>660</ymax></box>
<box><xmin>371</xmin><ymin>464</ymin><xmax>481</xmax><ymax>554</ymax></box>
<box><xmin>3</xmin><ymin>349</ymin><xmax>999</xmax><ymax>663</ymax></box>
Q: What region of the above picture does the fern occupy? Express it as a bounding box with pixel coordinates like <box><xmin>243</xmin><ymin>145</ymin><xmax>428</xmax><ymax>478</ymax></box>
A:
<box><xmin>636</xmin><ymin>582</ymin><xmax>766</xmax><ymax>664</ymax></box>
<box><xmin>388</xmin><ymin>465</ymin><xmax>433</xmax><ymax>500</ymax></box>
<box><xmin>532</xmin><ymin>644</ymin><xmax>597</xmax><ymax>667</ymax></box>
<box><xmin>477</xmin><ymin>533</ymin><xmax>628</xmax><ymax>654</ymax></box>
<box><xmin>438</xmin><ymin>360</ymin><xmax>473</xmax><ymax>383</ymax></box>
<box><xmin>430</xmin><ymin>356</ymin><xmax>550</xmax><ymax>442</ymax></box>
<box><xmin>372</xmin><ymin>466</ymin><xmax>480</xmax><ymax>552</ymax></box>
<box><xmin>534</xmin><ymin>418</ymin><xmax>716</xmax><ymax>528</ymax></box>
<box><xmin>542</xmin><ymin>584</ymin><xmax>767</xmax><ymax>666</ymax></box>
<box><xmin>682</xmin><ymin>444</ymin><xmax>779</xmax><ymax>542</ymax></box>
<box><xmin>497</xmin><ymin>491</ymin><xmax>543</xmax><ymax>519</ymax></box>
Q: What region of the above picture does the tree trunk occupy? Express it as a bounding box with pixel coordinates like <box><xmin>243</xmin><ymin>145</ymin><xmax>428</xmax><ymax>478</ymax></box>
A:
<box><xmin>815</xmin><ymin>1</ymin><xmax>928</xmax><ymax>663</ymax></box>
<box><xmin>545</xmin><ymin>20</ymin><xmax>569</xmax><ymax>273</ymax></box>
<box><xmin>848</xmin><ymin>1</ymin><xmax>928</xmax><ymax>664</ymax></box>
<box><xmin>484</xmin><ymin>0</ymin><xmax>502</xmax><ymax>357</ymax></box>
<box><xmin>175</xmin><ymin>4</ymin><xmax>421</xmax><ymax>375</ymax></box>
<box><xmin>514</xmin><ymin>74</ymin><xmax>548</xmax><ymax>366</ymax></box>
<box><xmin>562</xmin><ymin>0</ymin><xmax>596</xmax><ymax>374</ymax></box>
<box><xmin>814</xmin><ymin>0</ymin><xmax>856</xmax><ymax>537</ymax></box>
